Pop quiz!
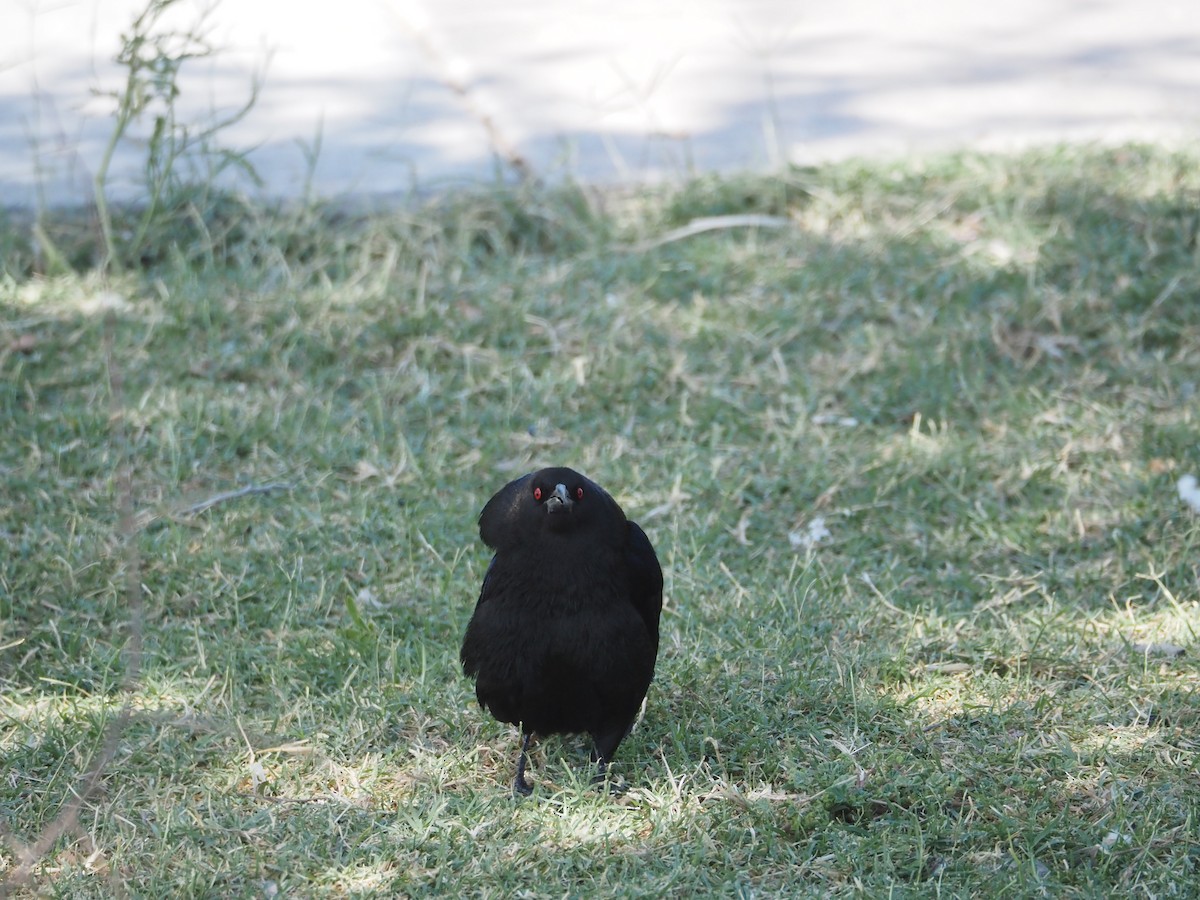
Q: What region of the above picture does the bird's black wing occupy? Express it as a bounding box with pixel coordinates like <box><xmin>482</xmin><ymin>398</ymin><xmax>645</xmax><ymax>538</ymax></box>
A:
<box><xmin>474</xmin><ymin>555</ymin><xmax>499</xmax><ymax>609</ymax></box>
<box><xmin>460</xmin><ymin>554</ymin><xmax>502</xmax><ymax>678</ymax></box>
<box><xmin>624</xmin><ymin>520</ymin><xmax>663</xmax><ymax>651</ymax></box>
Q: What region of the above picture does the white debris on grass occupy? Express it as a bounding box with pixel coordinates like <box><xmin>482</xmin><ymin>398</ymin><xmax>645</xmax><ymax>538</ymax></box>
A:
<box><xmin>1100</xmin><ymin>830</ymin><xmax>1132</xmax><ymax>853</ymax></box>
<box><xmin>78</xmin><ymin>291</ymin><xmax>131</xmax><ymax>314</ymax></box>
<box><xmin>356</xmin><ymin>587</ymin><xmax>383</xmax><ymax>609</ymax></box>
<box><xmin>1132</xmin><ymin>641</ymin><xmax>1185</xmax><ymax>658</ymax></box>
<box><xmin>811</xmin><ymin>414</ymin><xmax>859</xmax><ymax>427</ymax></box>
<box><xmin>789</xmin><ymin>516</ymin><xmax>831</xmax><ymax>550</ymax></box>
<box><xmin>1178</xmin><ymin>474</ymin><xmax>1200</xmax><ymax>513</ymax></box>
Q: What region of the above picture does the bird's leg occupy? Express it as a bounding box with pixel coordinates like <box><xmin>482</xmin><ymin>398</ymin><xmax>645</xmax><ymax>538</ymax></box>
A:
<box><xmin>590</xmin><ymin>724</ymin><xmax>630</xmax><ymax>794</ymax></box>
<box><xmin>513</xmin><ymin>731</ymin><xmax>534</xmax><ymax>796</ymax></box>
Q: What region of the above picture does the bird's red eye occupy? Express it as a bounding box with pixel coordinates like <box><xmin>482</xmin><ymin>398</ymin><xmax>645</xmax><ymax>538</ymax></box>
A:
<box><xmin>575</xmin><ymin>486</ymin><xmax>584</xmax><ymax>500</ymax></box>
<box><xmin>533</xmin><ymin>486</ymin><xmax>543</xmax><ymax>501</ymax></box>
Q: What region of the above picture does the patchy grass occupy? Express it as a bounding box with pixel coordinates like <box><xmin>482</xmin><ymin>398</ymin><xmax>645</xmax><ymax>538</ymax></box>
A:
<box><xmin>2</xmin><ymin>143</ymin><xmax>1199</xmax><ymax>897</ymax></box>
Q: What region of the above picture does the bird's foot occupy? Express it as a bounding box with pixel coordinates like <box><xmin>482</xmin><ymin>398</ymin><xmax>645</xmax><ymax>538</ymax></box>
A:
<box><xmin>590</xmin><ymin>761</ymin><xmax>627</xmax><ymax>795</ymax></box>
<box><xmin>592</xmin><ymin>774</ymin><xmax>628</xmax><ymax>796</ymax></box>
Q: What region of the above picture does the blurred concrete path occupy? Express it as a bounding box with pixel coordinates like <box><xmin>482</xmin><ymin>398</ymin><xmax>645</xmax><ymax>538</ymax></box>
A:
<box><xmin>2</xmin><ymin>0</ymin><xmax>1198</xmax><ymax>207</ymax></box>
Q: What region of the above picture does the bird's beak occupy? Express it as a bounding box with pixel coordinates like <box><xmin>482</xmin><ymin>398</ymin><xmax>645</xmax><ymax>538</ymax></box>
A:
<box><xmin>544</xmin><ymin>483</ymin><xmax>573</xmax><ymax>514</ymax></box>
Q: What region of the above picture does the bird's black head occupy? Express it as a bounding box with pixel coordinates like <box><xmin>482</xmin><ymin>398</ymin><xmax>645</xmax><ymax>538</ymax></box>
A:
<box><xmin>479</xmin><ymin>466</ymin><xmax>627</xmax><ymax>550</ymax></box>
<box><xmin>529</xmin><ymin>469</ymin><xmax>584</xmax><ymax>525</ymax></box>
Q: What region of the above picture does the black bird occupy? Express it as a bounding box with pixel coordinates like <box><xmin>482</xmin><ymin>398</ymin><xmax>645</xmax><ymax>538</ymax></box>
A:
<box><xmin>461</xmin><ymin>466</ymin><xmax>663</xmax><ymax>795</ymax></box>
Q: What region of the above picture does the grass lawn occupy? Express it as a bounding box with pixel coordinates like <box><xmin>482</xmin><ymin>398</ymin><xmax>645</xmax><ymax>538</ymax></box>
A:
<box><xmin>2</xmin><ymin>144</ymin><xmax>1199</xmax><ymax>897</ymax></box>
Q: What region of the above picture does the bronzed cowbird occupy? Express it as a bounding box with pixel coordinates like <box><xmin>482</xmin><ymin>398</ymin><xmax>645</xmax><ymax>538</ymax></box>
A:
<box><xmin>461</xmin><ymin>467</ymin><xmax>663</xmax><ymax>795</ymax></box>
